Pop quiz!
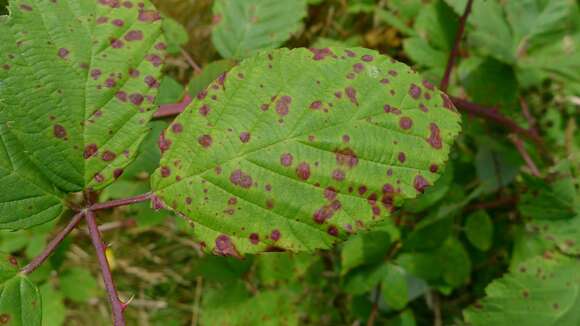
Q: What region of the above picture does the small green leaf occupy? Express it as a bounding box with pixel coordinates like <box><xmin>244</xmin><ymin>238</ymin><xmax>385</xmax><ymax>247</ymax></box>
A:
<box><xmin>0</xmin><ymin>124</ymin><xmax>64</xmax><ymax>229</ymax></box>
<box><xmin>151</xmin><ymin>47</ymin><xmax>461</xmax><ymax>255</ymax></box>
<box><xmin>157</xmin><ymin>77</ymin><xmax>185</xmax><ymax>105</ymax></box>
<box><xmin>0</xmin><ymin>275</ymin><xmax>42</xmax><ymax>326</ymax></box>
<box><xmin>188</xmin><ymin>59</ymin><xmax>237</xmax><ymax>97</ymax></box>
<box><xmin>381</xmin><ymin>263</ymin><xmax>409</xmax><ymax>310</ymax></box>
<box><xmin>465</xmin><ymin>210</ymin><xmax>493</xmax><ymax>251</ymax></box>
<box><xmin>341</xmin><ymin>231</ymin><xmax>391</xmax><ymax>275</ymax></box>
<box><xmin>39</xmin><ymin>282</ymin><xmax>65</xmax><ymax>326</ymax></box>
<box><xmin>212</xmin><ymin>0</ymin><xmax>307</xmax><ymax>58</ymax></box>
<box><xmin>0</xmin><ymin>0</ymin><xmax>166</xmax><ymax>191</ymax></box>
<box><xmin>161</xmin><ymin>16</ymin><xmax>188</xmax><ymax>55</ymax></box>
<box><xmin>464</xmin><ymin>254</ymin><xmax>580</xmax><ymax>326</ymax></box>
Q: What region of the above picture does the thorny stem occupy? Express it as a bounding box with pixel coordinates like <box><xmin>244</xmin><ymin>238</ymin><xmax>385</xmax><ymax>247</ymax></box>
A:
<box><xmin>86</xmin><ymin>209</ymin><xmax>127</xmax><ymax>326</ymax></box>
<box><xmin>90</xmin><ymin>192</ymin><xmax>152</xmax><ymax>211</ymax></box>
<box><xmin>440</xmin><ymin>0</ymin><xmax>474</xmax><ymax>92</ymax></box>
<box><xmin>20</xmin><ymin>211</ymin><xmax>85</xmax><ymax>275</ymax></box>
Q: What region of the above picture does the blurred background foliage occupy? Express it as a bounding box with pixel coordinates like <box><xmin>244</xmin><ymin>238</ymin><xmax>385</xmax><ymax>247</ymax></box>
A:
<box><xmin>1</xmin><ymin>0</ymin><xmax>579</xmax><ymax>325</ymax></box>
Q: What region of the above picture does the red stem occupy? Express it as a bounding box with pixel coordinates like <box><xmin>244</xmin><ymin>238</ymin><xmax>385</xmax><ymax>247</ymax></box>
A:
<box><xmin>20</xmin><ymin>211</ymin><xmax>85</xmax><ymax>275</ymax></box>
<box><xmin>154</xmin><ymin>95</ymin><xmax>192</xmax><ymax>119</ymax></box>
<box><xmin>85</xmin><ymin>209</ymin><xmax>126</xmax><ymax>326</ymax></box>
<box><xmin>509</xmin><ymin>134</ymin><xmax>541</xmax><ymax>177</ymax></box>
<box><xmin>90</xmin><ymin>192</ymin><xmax>152</xmax><ymax>211</ymax></box>
<box><xmin>440</xmin><ymin>0</ymin><xmax>474</xmax><ymax>92</ymax></box>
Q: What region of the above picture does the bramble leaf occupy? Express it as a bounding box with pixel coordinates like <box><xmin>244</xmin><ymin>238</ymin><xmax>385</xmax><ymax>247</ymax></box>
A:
<box><xmin>0</xmin><ymin>275</ymin><xmax>42</xmax><ymax>326</ymax></box>
<box><xmin>211</xmin><ymin>0</ymin><xmax>307</xmax><ymax>58</ymax></box>
<box><xmin>0</xmin><ymin>124</ymin><xmax>64</xmax><ymax>229</ymax></box>
<box><xmin>0</xmin><ymin>252</ymin><xmax>18</xmax><ymax>284</ymax></box>
<box><xmin>464</xmin><ymin>254</ymin><xmax>580</xmax><ymax>326</ymax></box>
<box><xmin>0</xmin><ymin>0</ymin><xmax>165</xmax><ymax>192</ymax></box>
<box><xmin>151</xmin><ymin>47</ymin><xmax>461</xmax><ymax>255</ymax></box>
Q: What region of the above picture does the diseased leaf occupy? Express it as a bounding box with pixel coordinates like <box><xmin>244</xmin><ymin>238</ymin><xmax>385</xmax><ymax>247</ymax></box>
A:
<box><xmin>152</xmin><ymin>47</ymin><xmax>461</xmax><ymax>255</ymax></box>
<box><xmin>0</xmin><ymin>275</ymin><xmax>42</xmax><ymax>326</ymax></box>
<box><xmin>211</xmin><ymin>0</ymin><xmax>307</xmax><ymax>58</ymax></box>
<box><xmin>0</xmin><ymin>124</ymin><xmax>64</xmax><ymax>229</ymax></box>
<box><xmin>0</xmin><ymin>0</ymin><xmax>166</xmax><ymax>192</ymax></box>
<box><xmin>464</xmin><ymin>254</ymin><xmax>580</xmax><ymax>326</ymax></box>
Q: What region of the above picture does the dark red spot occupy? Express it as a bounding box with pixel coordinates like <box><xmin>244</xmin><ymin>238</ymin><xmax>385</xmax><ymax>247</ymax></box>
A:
<box><xmin>383</xmin><ymin>184</ymin><xmax>394</xmax><ymax>193</ymax></box>
<box><xmin>239</xmin><ymin>132</ymin><xmax>251</xmax><ymax>143</ymax></box>
<box><xmin>310</xmin><ymin>101</ymin><xmax>322</xmax><ymax>110</ymax></box>
<box><xmin>310</xmin><ymin>48</ymin><xmax>333</xmax><ymax>60</ymax></box>
<box><xmin>115</xmin><ymin>91</ymin><xmax>127</xmax><ymax>102</ymax></box>
<box><xmin>198</xmin><ymin>104</ymin><xmax>210</xmax><ymax>116</ymax></box>
<box><xmin>266</xmin><ymin>199</ymin><xmax>275</xmax><ymax>209</ymax></box>
<box><xmin>125</xmin><ymin>30</ymin><xmax>143</xmax><ymax>41</ymax></box>
<box><xmin>214</xmin><ymin>235</ymin><xmax>241</xmax><ymax>258</ymax></box>
<box><xmin>345</xmin><ymin>86</ymin><xmax>358</xmax><ymax>106</ymax></box>
<box><xmin>422</xmin><ymin>80</ymin><xmax>434</xmax><ymax>90</ymax></box>
<box><xmin>94</xmin><ymin>173</ymin><xmax>105</xmax><ymax>183</ymax></box>
<box><xmin>324</xmin><ymin>187</ymin><xmax>337</xmax><ymax>201</ymax></box>
<box><xmin>89</xmin><ymin>69</ymin><xmax>102</xmax><ymax>80</ymax></box>
<box><xmin>522</xmin><ymin>290</ymin><xmax>529</xmax><ymax>299</ymax></box>
<box><xmin>361</xmin><ymin>54</ymin><xmax>374</xmax><ymax>62</ymax></box>
<box><xmin>158</xmin><ymin>132</ymin><xmax>172</xmax><ymax>153</ymax></box>
<box><xmin>197</xmin><ymin>90</ymin><xmax>207</xmax><ymax>100</ymax></box>
<box><xmin>111</xmin><ymin>38</ymin><xmax>124</xmax><ymax>48</ymax></box>
<box><xmin>249</xmin><ymin>233</ymin><xmax>259</xmax><ymax>244</ymax></box>
<box><xmin>358</xmin><ymin>186</ymin><xmax>367</xmax><ymax>195</ymax></box>
<box><xmin>409</xmin><ymin>84</ymin><xmax>421</xmax><ymax>99</ymax></box>
<box><xmin>280</xmin><ymin>153</ymin><xmax>293</xmax><ymax>167</ymax></box>
<box><xmin>380</xmin><ymin>78</ymin><xmax>390</xmax><ymax>84</ymax></box>
<box><xmin>427</xmin><ymin>123</ymin><xmax>442</xmax><ymax>149</ymax></box>
<box><xmin>112</xmin><ymin>19</ymin><xmax>124</xmax><ymax>27</ymax></box>
<box><xmin>96</xmin><ymin>16</ymin><xmax>108</xmax><ymax>24</ymax></box>
<box><xmin>129</xmin><ymin>93</ymin><xmax>144</xmax><ymax>105</ymax></box>
<box><xmin>145</xmin><ymin>75</ymin><xmax>159</xmax><ymax>88</ymax></box>
<box><xmin>345</xmin><ymin>50</ymin><xmax>356</xmax><ymax>57</ymax></box>
<box><xmin>53</xmin><ymin>124</ymin><xmax>67</xmax><ymax>139</ymax></box>
<box><xmin>270</xmin><ymin>230</ymin><xmax>281</xmax><ymax>241</ymax></box>
<box><xmin>275</xmin><ymin>96</ymin><xmax>292</xmax><ymax>116</ymax></box>
<box><xmin>399</xmin><ymin>117</ymin><xmax>413</xmax><ymax>130</ymax></box>
<box><xmin>353</xmin><ymin>63</ymin><xmax>364</xmax><ymax>73</ymax></box>
<box><xmin>145</xmin><ymin>54</ymin><xmax>162</xmax><ymax>67</ymax></box>
<box><xmin>398</xmin><ymin>152</ymin><xmax>406</xmax><ymax>163</ymax></box>
<box><xmin>0</xmin><ymin>314</ymin><xmax>10</xmax><ymax>324</ymax></box>
<box><xmin>386</xmin><ymin>168</ymin><xmax>393</xmax><ymax>176</ymax></box>
<box><xmin>129</xmin><ymin>68</ymin><xmax>140</xmax><ymax>78</ymax></box>
<box><xmin>58</xmin><ymin>48</ymin><xmax>69</xmax><ymax>59</ymax></box>
<box><xmin>2</xmin><ymin>64</ymin><xmax>10</xmax><ymax>70</ymax></box>
<box><xmin>8</xmin><ymin>256</ymin><xmax>17</xmax><ymax>266</ymax></box>
<box><xmin>296</xmin><ymin>162</ymin><xmax>311</xmax><ymax>181</ymax></box>
<box><xmin>171</xmin><ymin>123</ymin><xmax>183</xmax><ymax>134</ymax></box>
<box><xmin>139</xmin><ymin>10</ymin><xmax>161</xmax><ymax>22</ymax></box>
<box><xmin>83</xmin><ymin>144</ymin><xmax>98</xmax><ymax>159</ymax></box>
<box><xmin>228</xmin><ymin>197</ymin><xmax>237</xmax><ymax>205</ymax></box>
<box><xmin>388</xmin><ymin>70</ymin><xmax>398</xmax><ymax>76</ymax></box>
<box><xmin>198</xmin><ymin>134</ymin><xmax>213</xmax><ymax>148</ymax></box>
<box><xmin>414</xmin><ymin>175</ymin><xmax>430</xmax><ymax>193</ymax></box>
<box><xmin>102</xmin><ymin>150</ymin><xmax>116</xmax><ymax>162</ymax></box>
<box><xmin>160</xmin><ymin>166</ymin><xmax>171</xmax><ymax>177</ymax></box>
<box><xmin>332</xmin><ymin>169</ymin><xmax>345</xmax><ymax>181</ymax></box>
<box><xmin>327</xmin><ymin>226</ymin><xmax>339</xmax><ymax>236</ymax></box>
<box><xmin>20</xmin><ymin>4</ymin><xmax>33</xmax><ymax>11</ymax></box>
<box><xmin>113</xmin><ymin>168</ymin><xmax>124</xmax><ymax>179</ymax></box>
<box><xmin>230</xmin><ymin>169</ymin><xmax>253</xmax><ymax>188</ymax></box>
<box><xmin>342</xmin><ymin>135</ymin><xmax>350</xmax><ymax>143</ymax></box>
<box><xmin>335</xmin><ymin>148</ymin><xmax>358</xmax><ymax>168</ymax></box>
<box><xmin>429</xmin><ymin>164</ymin><xmax>439</xmax><ymax>173</ymax></box>
<box><xmin>367</xmin><ymin>193</ymin><xmax>378</xmax><ymax>205</ymax></box>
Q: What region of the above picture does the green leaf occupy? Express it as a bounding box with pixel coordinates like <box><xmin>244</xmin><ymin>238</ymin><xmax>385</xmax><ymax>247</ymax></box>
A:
<box><xmin>381</xmin><ymin>263</ymin><xmax>409</xmax><ymax>310</ymax></box>
<box><xmin>341</xmin><ymin>231</ymin><xmax>391</xmax><ymax>275</ymax></box>
<box><xmin>518</xmin><ymin>173</ymin><xmax>577</xmax><ymax>220</ymax></box>
<box><xmin>157</xmin><ymin>77</ymin><xmax>185</xmax><ymax>105</ymax></box>
<box><xmin>59</xmin><ymin>267</ymin><xmax>99</xmax><ymax>303</ymax></box>
<box><xmin>464</xmin><ymin>254</ymin><xmax>580</xmax><ymax>326</ymax></box>
<box><xmin>211</xmin><ymin>0</ymin><xmax>307</xmax><ymax>58</ymax></box>
<box><xmin>0</xmin><ymin>252</ymin><xmax>18</xmax><ymax>284</ymax></box>
<box><xmin>462</xmin><ymin>57</ymin><xmax>519</xmax><ymax>109</ymax></box>
<box><xmin>151</xmin><ymin>47</ymin><xmax>461</xmax><ymax>255</ymax></box>
<box><xmin>0</xmin><ymin>275</ymin><xmax>41</xmax><ymax>326</ymax></box>
<box><xmin>0</xmin><ymin>0</ymin><xmax>166</xmax><ymax>192</ymax></box>
<box><xmin>0</xmin><ymin>124</ymin><xmax>64</xmax><ymax>229</ymax></box>
<box><xmin>465</xmin><ymin>210</ymin><xmax>493</xmax><ymax>251</ymax></box>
